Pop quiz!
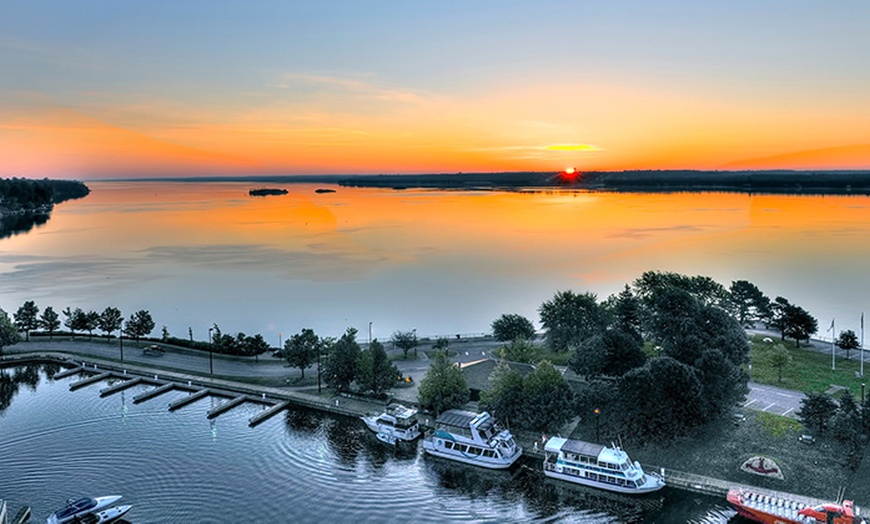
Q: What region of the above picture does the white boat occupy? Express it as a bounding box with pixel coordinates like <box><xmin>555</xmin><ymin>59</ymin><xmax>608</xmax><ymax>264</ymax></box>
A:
<box><xmin>543</xmin><ymin>437</ymin><xmax>665</xmax><ymax>494</ymax></box>
<box><xmin>422</xmin><ymin>410</ymin><xmax>522</xmax><ymax>469</ymax></box>
<box><xmin>46</xmin><ymin>496</ymin><xmax>122</xmax><ymax>524</ymax></box>
<box><xmin>361</xmin><ymin>404</ymin><xmax>421</xmax><ymax>444</ymax></box>
<box><xmin>73</xmin><ymin>504</ymin><xmax>132</xmax><ymax>524</ymax></box>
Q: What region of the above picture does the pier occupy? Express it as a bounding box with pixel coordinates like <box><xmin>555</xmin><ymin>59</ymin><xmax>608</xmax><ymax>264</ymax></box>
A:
<box><xmin>249</xmin><ymin>400</ymin><xmax>291</xmax><ymax>427</ymax></box>
<box><xmin>69</xmin><ymin>371</ymin><xmax>112</xmax><ymax>391</ymax></box>
<box><xmin>169</xmin><ymin>389</ymin><xmax>211</xmax><ymax>411</ymax></box>
<box><xmin>134</xmin><ymin>383</ymin><xmax>175</xmax><ymax>404</ymax></box>
<box><xmin>206</xmin><ymin>395</ymin><xmax>249</xmax><ymax>419</ymax></box>
<box><xmin>99</xmin><ymin>377</ymin><xmax>143</xmax><ymax>397</ymax></box>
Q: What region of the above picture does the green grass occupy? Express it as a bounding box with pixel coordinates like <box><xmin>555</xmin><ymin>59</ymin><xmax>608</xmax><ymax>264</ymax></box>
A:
<box><xmin>532</xmin><ymin>347</ymin><xmax>572</xmax><ymax>366</ymax></box>
<box><xmin>756</xmin><ymin>411</ymin><xmax>802</xmax><ymax>438</ymax></box>
<box><xmin>748</xmin><ymin>335</ymin><xmax>867</xmax><ymax>397</ymax></box>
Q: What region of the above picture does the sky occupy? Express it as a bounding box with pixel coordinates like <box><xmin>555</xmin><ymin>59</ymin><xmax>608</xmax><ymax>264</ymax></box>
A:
<box><xmin>2</xmin><ymin>1</ymin><xmax>870</xmax><ymax>179</ymax></box>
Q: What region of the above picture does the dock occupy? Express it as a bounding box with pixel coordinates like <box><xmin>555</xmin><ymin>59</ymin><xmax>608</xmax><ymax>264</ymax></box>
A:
<box><xmin>249</xmin><ymin>400</ymin><xmax>291</xmax><ymax>427</ymax></box>
<box><xmin>99</xmin><ymin>377</ymin><xmax>143</xmax><ymax>397</ymax></box>
<box><xmin>69</xmin><ymin>371</ymin><xmax>112</xmax><ymax>391</ymax></box>
<box><xmin>53</xmin><ymin>366</ymin><xmax>83</xmax><ymax>380</ymax></box>
<box><xmin>206</xmin><ymin>395</ymin><xmax>249</xmax><ymax>419</ymax></box>
<box><xmin>169</xmin><ymin>389</ymin><xmax>211</xmax><ymax>411</ymax></box>
<box><xmin>134</xmin><ymin>383</ymin><xmax>175</xmax><ymax>404</ymax></box>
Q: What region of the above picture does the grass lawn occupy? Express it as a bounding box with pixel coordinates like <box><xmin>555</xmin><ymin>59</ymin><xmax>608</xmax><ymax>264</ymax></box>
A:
<box><xmin>748</xmin><ymin>335</ymin><xmax>868</xmax><ymax>398</ymax></box>
<box><xmin>571</xmin><ymin>409</ymin><xmax>865</xmax><ymax>502</ymax></box>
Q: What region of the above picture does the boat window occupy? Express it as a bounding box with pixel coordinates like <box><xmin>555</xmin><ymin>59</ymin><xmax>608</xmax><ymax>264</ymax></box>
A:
<box><xmin>621</xmin><ymin>463</ymin><xmax>629</xmax><ymax>471</ymax></box>
<box><xmin>444</xmin><ymin>441</ymin><xmax>453</xmax><ymax>449</ymax></box>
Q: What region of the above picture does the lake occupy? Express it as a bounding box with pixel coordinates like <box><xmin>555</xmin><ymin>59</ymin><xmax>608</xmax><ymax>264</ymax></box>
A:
<box><xmin>0</xmin><ymin>364</ymin><xmax>734</xmax><ymax>522</ymax></box>
<box><xmin>2</xmin><ymin>180</ymin><xmax>870</xmax><ymax>344</ymax></box>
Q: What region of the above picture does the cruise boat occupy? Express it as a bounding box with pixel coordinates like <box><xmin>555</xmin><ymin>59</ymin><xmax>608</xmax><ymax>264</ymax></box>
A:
<box><xmin>422</xmin><ymin>410</ymin><xmax>522</xmax><ymax>469</ymax></box>
<box><xmin>73</xmin><ymin>504</ymin><xmax>132</xmax><ymax>524</ymax></box>
<box><xmin>361</xmin><ymin>404</ymin><xmax>421</xmax><ymax>445</ymax></box>
<box><xmin>543</xmin><ymin>437</ymin><xmax>665</xmax><ymax>494</ymax></box>
<box><xmin>727</xmin><ymin>488</ymin><xmax>865</xmax><ymax>524</ymax></box>
<box><xmin>46</xmin><ymin>496</ymin><xmax>122</xmax><ymax>524</ymax></box>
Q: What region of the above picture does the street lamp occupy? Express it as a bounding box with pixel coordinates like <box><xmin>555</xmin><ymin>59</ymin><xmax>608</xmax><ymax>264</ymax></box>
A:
<box><xmin>594</xmin><ymin>408</ymin><xmax>600</xmax><ymax>442</ymax></box>
<box><xmin>208</xmin><ymin>327</ymin><xmax>214</xmax><ymax>376</ymax></box>
<box><xmin>413</xmin><ymin>328</ymin><xmax>417</xmax><ymax>358</ymax></box>
<box><xmin>119</xmin><ymin>328</ymin><xmax>124</xmax><ymax>362</ymax></box>
<box><xmin>317</xmin><ymin>345</ymin><xmax>322</xmax><ymax>394</ymax></box>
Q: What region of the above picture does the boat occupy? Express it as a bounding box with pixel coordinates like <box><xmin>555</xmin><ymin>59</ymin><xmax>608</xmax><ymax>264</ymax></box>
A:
<box><xmin>727</xmin><ymin>488</ymin><xmax>866</xmax><ymax>524</ymax></box>
<box><xmin>361</xmin><ymin>404</ymin><xmax>421</xmax><ymax>445</ymax></box>
<box><xmin>543</xmin><ymin>437</ymin><xmax>665</xmax><ymax>494</ymax></box>
<box><xmin>46</xmin><ymin>496</ymin><xmax>122</xmax><ymax>524</ymax></box>
<box><xmin>422</xmin><ymin>409</ymin><xmax>522</xmax><ymax>469</ymax></box>
<box><xmin>72</xmin><ymin>505</ymin><xmax>132</xmax><ymax>524</ymax></box>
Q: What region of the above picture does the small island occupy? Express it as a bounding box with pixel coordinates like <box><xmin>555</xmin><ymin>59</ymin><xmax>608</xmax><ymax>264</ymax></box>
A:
<box><xmin>314</xmin><ymin>188</ymin><xmax>335</xmax><ymax>194</ymax></box>
<box><xmin>248</xmin><ymin>188</ymin><xmax>288</xmax><ymax>197</ymax></box>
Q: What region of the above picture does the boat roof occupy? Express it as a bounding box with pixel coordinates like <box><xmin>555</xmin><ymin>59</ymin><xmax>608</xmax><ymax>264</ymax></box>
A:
<box><xmin>386</xmin><ymin>404</ymin><xmax>417</xmax><ymax>419</ymax></box>
<box><xmin>435</xmin><ymin>409</ymin><xmax>495</xmax><ymax>431</ymax></box>
<box><xmin>545</xmin><ymin>437</ymin><xmax>605</xmax><ymax>458</ymax></box>
<box><xmin>54</xmin><ymin>498</ymin><xmax>98</xmax><ymax>519</ymax></box>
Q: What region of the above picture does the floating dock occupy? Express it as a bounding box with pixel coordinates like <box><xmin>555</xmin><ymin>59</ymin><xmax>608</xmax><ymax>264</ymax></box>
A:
<box><xmin>249</xmin><ymin>400</ymin><xmax>291</xmax><ymax>427</ymax></box>
<box><xmin>69</xmin><ymin>371</ymin><xmax>112</xmax><ymax>391</ymax></box>
<box><xmin>99</xmin><ymin>377</ymin><xmax>143</xmax><ymax>397</ymax></box>
<box><xmin>206</xmin><ymin>395</ymin><xmax>248</xmax><ymax>419</ymax></box>
<box><xmin>169</xmin><ymin>389</ymin><xmax>211</xmax><ymax>411</ymax></box>
<box><xmin>134</xmin><ymin>383</ymin><xmax>175</xmax><ymax>404</ymax></box>
<box><xmin>54</xmin><ymin>366</ymin><xmax>83</xmax><ymax>380</ymax></box>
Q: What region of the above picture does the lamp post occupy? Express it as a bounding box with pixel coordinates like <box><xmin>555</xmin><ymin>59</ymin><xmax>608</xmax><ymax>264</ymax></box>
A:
<box><xmin>317</xmin><ymin>345</ymin><xmax>322</xmax><ymax>394</ymax></box>
<box><xmin>119</xmin><ymin>329</ymin><xmax>124</xmax><ymax>362</ymax></box>
<box><xmin>208</xmin><ymin>327</ymin><xmax>214</xmax><ymax>376</ymax></box>
<box><xmin>368</xmin><ymin>322</ymin><xmax>372</xmax><ymax>345</ymax></box>
<box><xmin>862</xmin><ymin>382</ymin><xmax>866</xmax><ymax>406</ymax></box>
<box><xmin>413</xmin><ymin>328</ymin><xmax>417</xmax><ymax>358</ymax></box>
<box><xmin>594</xmin><ymin>408</ymin><xmax>600</xmax><ymax>442</ymax></box>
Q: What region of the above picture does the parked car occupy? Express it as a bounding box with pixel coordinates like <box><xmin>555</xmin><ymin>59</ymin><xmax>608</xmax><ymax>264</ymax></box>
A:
<box><xmin>143</xmin><ymin>345</ymin><xmax>165</xmax><ymax>356</ymax></box>
<box><xmin>732</xmin><ymin>413</ymin><xmax>747</xmax><ymax>425</ymax></box>
<box><xmin>798</xmin><ymin>434</ymin><xmax>815</xmax><ymax>445</ymax></box>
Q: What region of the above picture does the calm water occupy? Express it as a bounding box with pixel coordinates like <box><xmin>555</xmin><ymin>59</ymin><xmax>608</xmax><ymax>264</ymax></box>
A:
<box><xmin>0</xmin><ymin>365</ymin><xmax>734</xmax><ymax>523</ymax></box>
<box><xmin>2</xmin><ymin>180</ymin><xmax>870</xmax><ymax>343</ymax></box>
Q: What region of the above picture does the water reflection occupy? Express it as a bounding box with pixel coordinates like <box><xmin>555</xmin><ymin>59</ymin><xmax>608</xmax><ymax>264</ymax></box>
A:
<box><xmin>0</xmin><ymin>211</ymin><xmax>49</xmax><ymax>240</ymax></box>
<box><xmin>0</xmin><ymin>364</ymin><xmax>42</xmax><ymax>412</ymax></box>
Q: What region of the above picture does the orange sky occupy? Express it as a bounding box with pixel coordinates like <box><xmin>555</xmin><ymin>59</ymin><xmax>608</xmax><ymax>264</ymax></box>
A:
<box><xmin>2</xmin><ymin>2</ymin><xmax>869</xmax><ymax>179</ymax></box>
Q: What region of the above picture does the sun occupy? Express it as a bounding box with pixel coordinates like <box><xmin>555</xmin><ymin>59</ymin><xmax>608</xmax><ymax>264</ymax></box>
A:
<box><xmin>565</xmin><ymin>167</ymin><xmax>576</xmax><ymax>175</ymax></box>
<box><xmin>559</xmin><ymin>167</ymin><xmax>580</xmax><ymax>183</ymax></box>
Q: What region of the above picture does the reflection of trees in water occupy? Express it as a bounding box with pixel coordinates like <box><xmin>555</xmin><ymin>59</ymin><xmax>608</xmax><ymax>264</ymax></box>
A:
<box><xmin>0</xmin><ymin>212</ymin><xmax>49</xmax><ymax>240</ymax></box>
<box><xmin>324</xmin><ymin>417</ymin><xmax>365</xmax><ymax>466</ymax></box>
<box><xmin>14</xmin><ymin>365</ymin><xmax>41</xmax><ymax>391</ymax></box>
<box><xmin>284</xmin><ymin>407</ymin><xmax>325</xmax><ymax>434</ymax></box>
<box><xmin>43</xmin><ymin>362</ymin><xmax>62</xmax><ymax>380</ymax></box>
<box><xmin>0</xmin><ymin>373</ymin><xmax>18</xmax><ymax>412</ymax></box>
<box><xmin>0</xmin><ymin>363</ymin><xmax>55</xmax><ymax>412</ymax></box>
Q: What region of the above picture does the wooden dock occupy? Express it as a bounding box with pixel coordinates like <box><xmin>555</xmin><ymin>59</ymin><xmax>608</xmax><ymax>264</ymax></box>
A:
<box><xmin>99</xmin><ymin>377</ymin><xmax>143</xmax><ymax>397</ymax></box>
<box><xmin>206</xmin><ymin>395</ymin><xmax>248</xmax><ymax>419</ymax></box>
<box><xmin>69</xmin><ymin>371</ymin><xmax>112</xmax><ymax>391</ymax></box>
<box><xmin>169</xmin><ymin>389</ymin><xmax>211</xmax><ymax>411</ymax></box>
<box><xmin>54</xmin><ymin>366</ymin><xmax>83</xmax><ymax>380</ymax></box>
<box><xmin>249</xmin><ymin>400</ymin><xmax>291</xmax><ymax>427</ymax></box>
<box><xmin>134</xmin><ymin>383</ymin><xmax>175</xmax><ymax>404</ymax></box>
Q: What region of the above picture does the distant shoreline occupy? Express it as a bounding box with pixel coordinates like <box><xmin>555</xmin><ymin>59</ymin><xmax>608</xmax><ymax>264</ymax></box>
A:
<box><xmin>102</xmin><ymin>170</ymin><xmax>870</xmax><ymax>195</ymax></box>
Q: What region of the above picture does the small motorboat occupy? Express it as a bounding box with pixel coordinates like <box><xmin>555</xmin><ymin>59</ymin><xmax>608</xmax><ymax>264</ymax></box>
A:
<box><xmin>73</xmin><ymin>504</ymin><xmax>132</xmax><ymax>524</ymax></box>
<box><xmin>361</xmin><ymin>404</ymin><xmax>421</xmax><ymax>444</ymax></box>
<box><xmin>46</xmin><ymin>496</ymin><xmax>122</xmax><ymax>524</ymax></box>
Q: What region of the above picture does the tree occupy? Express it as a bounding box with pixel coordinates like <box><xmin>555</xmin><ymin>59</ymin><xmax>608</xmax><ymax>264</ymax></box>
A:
<box><xmin>323</xmin><ymin>328</ymin><xmax>361</xmax><ymax>391</ymax></box>
<box><xmin>282</xmin><ymin>328</ymin><xmax>322</xmax><ymax>379</ymax></box>
<box><xmin>241</xmin><ymin>333</ymin><xmax>270</xmax><ymax>357</ymax></box>
<box><xmin>62</xmin><ymin>307</ymin><xmax>88</xmax><ymax>339</ymax></box>
<box><xmin>836</xmin><ymin>330</ymin><xmax>860</xmax><ymax>360</ymax></box>
<box><xmin>480</xmin><ymin>361</ymin><xmax>525</xmax><ymax>426</ymax></box>
<box><xmin>0</xmin><ymin>308</ymin><xmax>22</xmax><ymax>355</ymax></box>
<box><xmin>391</xmin><ymin>330</ymin><xmax>418</xmax><ymax>359</ymax></box>
<box><xmin>797</xmin><ymin>391</ymin><xmax>837</xmax><ymax>435</ymax></box>
<box><xmin>97</xmin><ymin>307</ymin><xmax>123</xmax><ymax>338</ymax></box>
<box><xmin>39</xmin><ymin>306</ymin><xmax>60</xmax><ymax>340</ymax></box>
<box><xmin>433</xmin><ymin>337</ymin><xmax>450</xmax><ymax>352</ymax></box>
<box><xmin>357</xmin><ymin>339</ymin><xmax>399</xmax><ymax>396</ymax></box>
<box><xmin>14</xmin><ymin>301</ymin><xmax>39</xmax><ymax>341</ymax></box>
<box><xmin>418</xmin><ymin>351</ymin><xmax>469</xmax><ymax>415</ymax></box>
<box><xmin>498</xmin><ymin>337</ymin><xmax>537</xmax><ymax>363</ymax></box>
<box><xmin>782</xmin><ymin>305</ymin><xmax>818</xmax><ymax>348</ymax></box>
<box><xmin>830</xmin><ymin>390</ymin><xmax>864</xmax><ymax>471</ymax></box>
<box><xmin>765</xmin><ymin>343</ymin><xmax>792</xmax><ymax>383</ymax></box>
<box><xmin>123</xmin><ymin>310</ymin><xmax>155</xmax><ymax>343</ymax></box>
<box><xmin>539</xmin><ymin>290</ymin><xmax>604</xmax><ymax>352</ymax></box>
<box><xmin>518</xmin><ymin>361</ymin><xmax>575</xmax><ymax>433</ymax></box>
<box><xmin>728</xmin><ymin>280</ymin><xmax>769</xmax><ymax>327</ymax></box>
<box><xmin>633</xmin><ymin>270</ymin><xmax>727</xmax><ymax>308</ymax></box>
<box><xmin>611</xmin><ymin>285</ymin><xmax>642</xmax><ymax>338</ymax></box>
<box><xmin>491</xmin><ymin>313</ymin><xmax>536</xmax><ymax>342</ymax></box>
<box><xmin>83</xmin><ymin>310</ymin><xmax>100</xmax><ymax>340</ymax></box>
<box><xmin>569</xmin><ymin>328</ymin><xmax>646</xmax><ymax>379</ymax></box>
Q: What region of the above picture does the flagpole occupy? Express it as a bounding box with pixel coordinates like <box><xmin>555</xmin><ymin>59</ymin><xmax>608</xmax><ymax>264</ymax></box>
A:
<box><xmin>862</xmin><ymin>312</ymin><xmax>865</xmax><ymax>378</ymax></box>
<box><xmin>831</xmin><ymin>318</ymin><xmax>836</xmax><ymax>371</ymax></box>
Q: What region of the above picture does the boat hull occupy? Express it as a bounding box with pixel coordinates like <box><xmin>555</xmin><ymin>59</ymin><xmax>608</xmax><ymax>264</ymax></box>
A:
<box><xmin>422</xmin><ymin>438</ymin><xmax>521</xmax><ymax>469</ymax></box>
<box><xmin>544</xmin><ymin>468</ymin><xmax>665</xmax><ymax>495</ymax></box>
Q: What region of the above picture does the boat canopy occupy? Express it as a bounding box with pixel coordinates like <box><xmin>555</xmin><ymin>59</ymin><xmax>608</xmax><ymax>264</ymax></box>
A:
<box><xmin>436</xmin><ymin>410</ymin><xmax>489</xmax><ymax>430</ymax></box>
<box><xmin>54</xmin><ymin>498</ymin><xmax>97</xmax><ymax>520</ymax></box>
<box><xmin>545</xmin><ymin>437</ymin><xmax>605</xmax><ymax>459</ymax></box>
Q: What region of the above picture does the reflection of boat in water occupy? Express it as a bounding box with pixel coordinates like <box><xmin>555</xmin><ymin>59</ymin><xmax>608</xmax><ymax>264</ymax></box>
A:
<box><xmin>727</xmin><ymin>488</ymin><xmax>866</xmax><ymax>524</ymax></box>
<box><xmin>47</xmin><ymin>496</ymin><xmax>122</xmax><ymax>524</ymax></box>
<box><xmin>422</xmin><ymin>410</ymin><xmax>522</xmax><ymax>469</ymax></box>
<box><xmin>361</xmin><ymin>404</ymin><xmax>421</xmax><ymax>445</ymax></box>
<box><xmin>72</xmin><ymin>504</ymin><xmax>132</xmax><ymax>524</ymax></box>
<box><xmin>543</xmin><ymin>437</ymin><xmax>664</xmax><ymax>494</ymax></box>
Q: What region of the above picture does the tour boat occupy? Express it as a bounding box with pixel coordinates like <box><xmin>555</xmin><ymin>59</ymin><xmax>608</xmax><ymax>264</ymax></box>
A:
<box><xmin>543</xmin><ymin>437</ymin><xmax>665</xmax><ymax>494</ymax></box>
<box><xmin>727</xmin><ymin>488</ymin><xmax>866</xmax><ymax>524</ymax></box>
<box><xmin>46</xmin><ymin>495</ymin><xmax>122</xmax><ymax>524</ymax></box>
<box><xmin>72</xmin><ymin>504</ymin><xmax>132</xmax><ymax>524</ymax></box>
<box><xmin>361</xmin><ymin>404</ymin><xmax>421</xmax><ymax>445</ymax></box>
<box><xmin>422</xmin><ymin>410</ymin><xmax>522</xmax><ymax>469</ymax></box>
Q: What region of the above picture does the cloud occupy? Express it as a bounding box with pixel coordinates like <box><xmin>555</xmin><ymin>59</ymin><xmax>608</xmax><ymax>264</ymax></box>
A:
<box><xmin>545</xmin><ymin>144</ymin><xmax>602</xmax><ymax>152</ymax></box>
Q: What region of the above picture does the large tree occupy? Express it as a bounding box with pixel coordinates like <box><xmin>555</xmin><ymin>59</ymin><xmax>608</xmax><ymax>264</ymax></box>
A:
<box><xmin>323</xmin><ymin>328</ymin><xmax>361</xmax><ymax>391</ymax></box>
<box><xmin>357</xmin><ymin>339</ymin><xmax>399</xmax><ymax>396</ymax></box>
<box><xmin>770</xmin><ymin>297</ymin><xmax>818</xmax><ymax>347</ymax></box>
<box><xmin>519</xmin><ymin>361</ymin><xmax>575</xmax><ymax>433</ymax></box>
<box><xmin>62</xmin><ymin>307</ymin><xmax>88</xmax><ymax>339</ymax></box>
<box><xmin>83</xmin><ymin>310</ymin><xmax>100</xmax><ymax>340</ymax></box>
<box><xmin>0</xmin><ymin>308</ymin><xmax>22</xmax><ymax>355</ymax></box>
<box><xmin>418</xmin><ymin>351</ymin><xmax>469</xmax><ymax>415</ymax></box>
<box><xmin>539</xmin><ymin>290</ymin><xmax>604</xmax><ymax>352</ymax></box>
<box><xmin>39</xmin><ymin>306</ymin><xmax>60</xmax><ymax>340</ymax></box>
<box><xmin>282</xmin><ymin>328</ymin><xmax>322</xmax><ymax>379</ymax></box>
<box><xmin>797</xmin><ymin>391</ymin><xmax>838</xmax><ymax>435</ymax></box>
<box><xmin>569</xmin><ymin>328</ymin><xmax>646</xmax><ymax>379</ymax></box>
<box><xmin>97</xmin><ymin>307</ymin><xmax>123</xmax><ymax>338</ymax></box>
<box><xmin>765</xmin><ymin>343</ymin><xmax>793</xmax><ymax>383</ymax></box>
<box><xmin>491</xmin><ymin>313</ymin><xmax>536</xmax><ymax>342</ymax></box>
<box><xmin>498</xmin><ymin>337</ymin><xmax>537</xmax><ymax>364</ymax></box>
<box><xmin>14</xmin><ymin>301</ymin><xmax>39</xmax><ymax>341</ymax></box>
<box><xmin>123</xmin><ymin>310</ymin><xmax>155</xmax><ymax>343</ymax></box>
<box><xmin>728</xmin><ymin>280</ymin><xmax>770</xmax><ymax>327</ymax></box>
<box><xmin>480</xmin><ymin>361</ymin><xmax>525</xmax><ymax>426</ymax></box>
<box><xmin>391</xmin><ymin>330</ymin><xmax>418</xmax><ymax>359</ymax></box>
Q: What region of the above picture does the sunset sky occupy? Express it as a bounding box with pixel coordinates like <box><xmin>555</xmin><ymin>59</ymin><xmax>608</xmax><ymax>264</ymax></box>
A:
<box><xmin>2</xmin><ymin>1</ymin><xmax>869</xmax><ymax>179</ymax></box>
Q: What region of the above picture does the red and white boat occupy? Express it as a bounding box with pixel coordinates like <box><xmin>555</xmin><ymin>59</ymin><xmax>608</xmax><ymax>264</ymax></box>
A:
<box><xmin>727</xmin><ymin>488</ymin><xmax>865</xmax><ymax>524</ymax></box>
